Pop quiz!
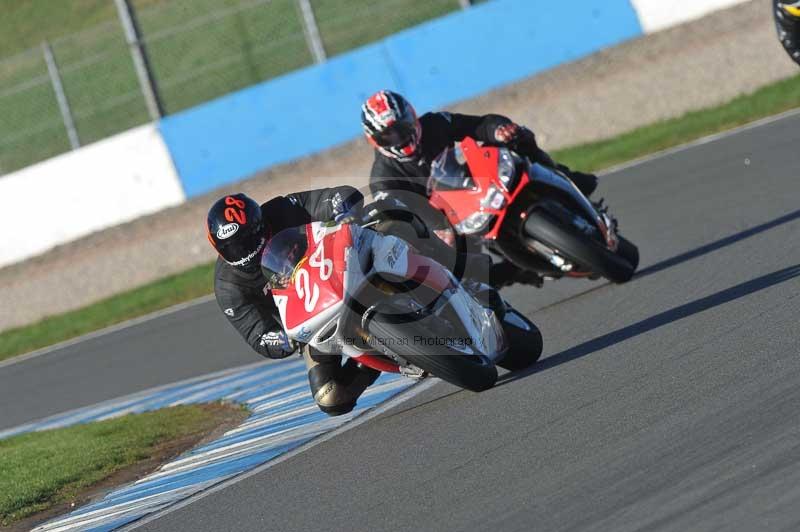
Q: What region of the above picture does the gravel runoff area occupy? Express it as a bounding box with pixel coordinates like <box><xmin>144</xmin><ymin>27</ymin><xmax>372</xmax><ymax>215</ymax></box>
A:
<box><xmin>2</xmin><ymin>0</ymin><xmax>795</xmax><ymax>334</ymax></box>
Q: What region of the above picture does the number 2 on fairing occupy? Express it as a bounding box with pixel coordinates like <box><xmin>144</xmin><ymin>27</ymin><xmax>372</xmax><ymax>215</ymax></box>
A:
<box><xmin>295</xmin><ymin>269</ymin><xmax>319</xmax><ymax>312</ymax></box>
<box><xmin>295</xmin><ymin>240</ymin><xmax>333</xmax><ymax>312</ymax></box>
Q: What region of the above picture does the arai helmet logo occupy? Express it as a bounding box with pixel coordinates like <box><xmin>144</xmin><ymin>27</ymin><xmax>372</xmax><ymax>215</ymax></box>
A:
<box><xmin>217</xmin><ymin>223</ymin><xmax>239</xmax><ymax>240</ymax></box>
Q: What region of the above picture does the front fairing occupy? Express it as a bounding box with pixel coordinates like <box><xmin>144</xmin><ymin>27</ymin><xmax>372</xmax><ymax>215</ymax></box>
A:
<box><xmin>271</xmin><ymin>222</ymin><xmax>349</xmax><ymax>343</ymax></box>
<box><xmin>288</xmin><ymin>224</ymin><xmax>375</xmax><ymax>357</ymax></box>
<box><xmin>356</xmin><ymin>227</ymin><xmax>506</xmax><ymax>361</ymax></box>
<box><xmin>388</xmin><ymin>236</ymin><xmax>504</xmax><ymax>360</ymax></box>
<box><xmin>444</xmin><ymin>284</ymin><xmax>506</xmax><ymax>361</ymax></box>
<box><xmin>428</xmin><ymin>139</ymin><xmax>502</xmax><ymax>238</ymax></box>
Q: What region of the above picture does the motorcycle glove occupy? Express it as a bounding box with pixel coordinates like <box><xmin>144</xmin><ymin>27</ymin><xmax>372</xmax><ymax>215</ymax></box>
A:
<box><xmin>331</xmin><ymin>190</ymin><xmax>364</xmax><ymax>224</ymax></box>
<box><xmin>493</xmin><ymin>123</ymin><xmax>555</xmax><ymax>166</ymax></box>
<box><xmin>259</xmin><ymin>329</ymin><xmax>299</xmax><ymax>359</ymax></box>
<box><xmin>494</xmin><ymin>123</ymin><xmax>530</xmax><ymax>145</ymax></box>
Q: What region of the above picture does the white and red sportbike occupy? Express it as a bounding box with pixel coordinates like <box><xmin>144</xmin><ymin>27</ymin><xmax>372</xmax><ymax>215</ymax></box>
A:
<box><xmin>261</xmin><ymin>222</ymin><xmax>543</xmax><ymax>391</ymax></box>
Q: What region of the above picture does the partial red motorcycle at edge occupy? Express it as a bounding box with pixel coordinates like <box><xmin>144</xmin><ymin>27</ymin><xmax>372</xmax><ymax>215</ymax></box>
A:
<box><xmin>428</xmin><ymin>137</ymin><xmax>639</xmax><ymax>284</ymax></box>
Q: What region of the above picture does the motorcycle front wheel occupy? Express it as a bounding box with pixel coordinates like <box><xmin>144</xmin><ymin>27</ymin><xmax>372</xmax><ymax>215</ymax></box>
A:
<box><xmin>366</xmin><ymin>313</ymin><xmax>498</xmax><ymax>392</ymax></box>
<box><xmin>524</xmin><ymin>210</ymin><xmax>637</xmax><ymax>283</ymax></box>
<box><xmin>497</xmin><ymin>309</ymin><xmax>543</xmax><ymax>371</ymax></box>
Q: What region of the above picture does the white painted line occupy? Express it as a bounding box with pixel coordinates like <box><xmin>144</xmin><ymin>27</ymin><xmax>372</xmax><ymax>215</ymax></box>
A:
<box><xmin>227</xmin><ymin>375</ymin><xmax>306</xmax><ymax>402</ymax></box>
<box><xmin>35</xmin><ymin>484</ymin><xmax>207</xmax><ymax>532</ymax></box>
<box><xmin>245</xmin><ymin>386</ymin><xmax>309</xmax><ymax>412</ymax></box>
<box><xmin>149</xmin><ymin>421</ymin><xmax>344</xmax><ymax>479</ymax></box>
<box><xmin>120</xmin><ymin>377</ymin><xmax>440</xmax><ymax>531</ymax></box>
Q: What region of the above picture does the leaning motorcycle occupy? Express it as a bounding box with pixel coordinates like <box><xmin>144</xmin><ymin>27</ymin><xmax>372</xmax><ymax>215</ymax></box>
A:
<box><xmin>428</xmin><ymin>137</ymin><xmax>639</xmax><ymax>283</ymax></box>
<box><xmin>260</xmin><ymin>221</ymin><xmax>543</xmax><ymax>392</ymax></box>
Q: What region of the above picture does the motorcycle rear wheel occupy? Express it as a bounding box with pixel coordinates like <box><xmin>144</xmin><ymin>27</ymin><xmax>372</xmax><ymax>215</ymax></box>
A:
<box><xmin>366</xmin><ymin>315</ymin><xmax>498</xmax><ymax>392</ymax></box>
<box><xmin>524</xmin><ymin>210</ymin><xmax>636</xmax><ymax>283</ymax></box>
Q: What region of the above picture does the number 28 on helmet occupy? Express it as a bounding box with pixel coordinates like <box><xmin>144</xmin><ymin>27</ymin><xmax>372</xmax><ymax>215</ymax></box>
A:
<box><xmin>207</xmin><ymin>193</ymin><xmax>267</xmax><ymax>273</ymax></box>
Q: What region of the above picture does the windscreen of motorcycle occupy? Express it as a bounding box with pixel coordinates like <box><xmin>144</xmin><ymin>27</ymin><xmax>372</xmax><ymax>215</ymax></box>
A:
<box><xmin>260</xmin><ymin>226</ymin><xmax>309</xmax><ymax>290</ymax></box>
<box><xmin>428</xmin><ymin>144</ymin><xmax>476</xmax><ymax>194</ymax></box>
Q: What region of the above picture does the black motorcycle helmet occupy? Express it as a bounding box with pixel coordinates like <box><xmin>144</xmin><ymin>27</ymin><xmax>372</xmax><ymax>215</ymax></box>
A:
<box><xmin>207</xmin><ymin>193</ymin><xmax>267</xmax><ymax>273</ymax></box>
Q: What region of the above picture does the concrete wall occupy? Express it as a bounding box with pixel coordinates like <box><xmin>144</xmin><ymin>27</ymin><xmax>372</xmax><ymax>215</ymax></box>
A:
<box><xmin>0</xmin><ymin>124</ymin><xmax>184</xmax><ymax>267</ymax></box>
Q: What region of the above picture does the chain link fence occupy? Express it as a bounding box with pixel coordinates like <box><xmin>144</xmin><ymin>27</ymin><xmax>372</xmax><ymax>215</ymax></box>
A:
<box><xmin>0</xmin><ymin>0</ymin><xmax>474</xmax><ymax>176</ymax></box>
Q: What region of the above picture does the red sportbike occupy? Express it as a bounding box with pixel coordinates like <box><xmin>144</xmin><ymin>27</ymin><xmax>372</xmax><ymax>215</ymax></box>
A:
<box><xmin>428</xmin><ymin>138</ymin><xmax>639</xmax><ymax>284</ymax></box>
<box><xmin>260</xmin><ymin>221</ymin><xmax>543</xmax><ymax>392</ymax></box>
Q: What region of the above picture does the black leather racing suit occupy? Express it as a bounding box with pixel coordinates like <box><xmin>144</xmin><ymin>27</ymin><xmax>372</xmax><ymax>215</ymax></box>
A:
<box><xmin>774</xmin><ymin>0</ymin><xmax>800</xmax><ymax>65</ymax></box>
<box><xmin>213</xmin><ymin>186</ymin><xmax>379</xmax><ymax>416</ymax></box>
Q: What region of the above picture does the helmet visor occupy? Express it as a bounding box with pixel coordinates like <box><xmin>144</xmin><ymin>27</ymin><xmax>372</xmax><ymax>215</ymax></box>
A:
<box><xmin>373</xmin><ymin>120</ymin><xmax>417</xmax><ymax>149</ymax></box>
<box><xmin>217</xmin><ymin>225</ymin><xmax>266</xmax><ymax>269</ymax></box>
<box><xmin>260</xmin><ymin>226</ymin><xmax>309</xmax><ymax>290</ymax></box>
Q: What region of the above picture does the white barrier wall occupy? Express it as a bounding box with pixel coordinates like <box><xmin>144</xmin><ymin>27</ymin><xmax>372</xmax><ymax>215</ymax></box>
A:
<box><xmin>0</xmin><ymin>124</ymin><xmax>185</xmax><ymax>268</ymax></box>
<box><xmin>631</xmin><ymin>0</ymin><xmax>751</xmax><ymax>32</ymax></box>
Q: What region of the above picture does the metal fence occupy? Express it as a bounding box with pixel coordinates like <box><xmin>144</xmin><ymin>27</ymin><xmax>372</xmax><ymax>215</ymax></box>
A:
<box><xmin>0</xmin><ymin>0</ymin><xmax>475</xmax><ymax>176</ymax></box>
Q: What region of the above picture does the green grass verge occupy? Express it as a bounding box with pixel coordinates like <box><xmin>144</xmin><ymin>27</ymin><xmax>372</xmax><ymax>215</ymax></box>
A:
<box><xmin>0</xmin><ymin>403</ymin><xmax>243</xmax><ymax>526</ymax></box>
<box><xmin>554</xmin><ymin>74</ymin><xmax>800</xmax><ymax>171</ymax></box>
<box><xmin>0</xmin><ymin>262</ymin><xmax>214</xmax><ymax>362</ymax></box>
<box><xmin>0</xmin><ymin>0</ymin><xmax>464</xmax><ymax>173</ymax></box>
<box><xmin>0</xmin><ymin>73</ymin><xmax>798</xmax><ymax>363</ymax></box>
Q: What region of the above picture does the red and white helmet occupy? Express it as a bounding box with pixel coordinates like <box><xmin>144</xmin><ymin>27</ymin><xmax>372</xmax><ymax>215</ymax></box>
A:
<box><xmin>361</xmin><ymin>90</ymin><xmax>422</xmax><ymax>161</ymax></box>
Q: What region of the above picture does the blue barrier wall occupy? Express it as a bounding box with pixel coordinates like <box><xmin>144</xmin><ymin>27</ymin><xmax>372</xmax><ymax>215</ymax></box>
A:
<box><xmin>160</xmin><ymin>0</ymin><xmax>643</xmax><ymax>198</ymax></box>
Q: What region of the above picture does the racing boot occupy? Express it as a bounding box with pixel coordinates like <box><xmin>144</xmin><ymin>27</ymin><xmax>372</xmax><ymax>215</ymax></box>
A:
<box><xmin>305</xmin><ymin>350</ymin><xmax>381</xmax><ymax>416</ymax></box>
<box><xmin>556</xmin><ymin>165</ymin><xmax>598</xmax><ymax>197</ymax></box>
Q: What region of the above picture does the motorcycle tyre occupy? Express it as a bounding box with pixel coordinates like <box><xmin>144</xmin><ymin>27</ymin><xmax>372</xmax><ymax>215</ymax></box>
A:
<box><xmin>366</xmin><ymin>316</ymin><xmax>498</xmax><ymax>392</ymax></box>
<box><xmin>497</xmin><ymin>309</ymin><xmax>544</xmax><ymax>371</ymax></box>
<box><xmin>524</xmin><ymin>210</ymin><xmax>636</xmax><ymax>283</ymax></box>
